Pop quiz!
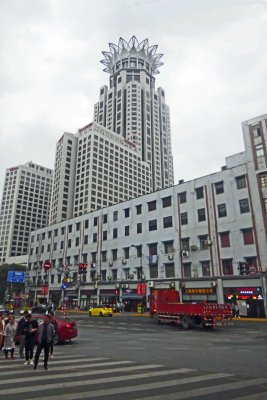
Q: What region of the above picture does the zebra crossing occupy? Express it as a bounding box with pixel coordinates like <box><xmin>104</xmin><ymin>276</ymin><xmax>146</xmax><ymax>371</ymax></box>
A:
<box><xmin>1</xmin><ymin>352</ymin><xmax>267</xmax><ymax>400</ymax></box>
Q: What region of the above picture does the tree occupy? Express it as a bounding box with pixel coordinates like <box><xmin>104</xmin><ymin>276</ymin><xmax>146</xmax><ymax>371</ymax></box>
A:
<box><xmin>0</xmin><ymin>264</ymin><xmax>26</xmax><ymax>303</ymax></box>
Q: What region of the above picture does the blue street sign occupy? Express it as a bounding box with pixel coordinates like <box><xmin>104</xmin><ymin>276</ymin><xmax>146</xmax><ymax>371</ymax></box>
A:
<box><xmin>7</xmin><ymin>271</ymin><xmax>26</xmax><ymax>283</ymax></box>
<box><xmin>61</xmin><ymin>282</ymin><xmax>68</xmax><ymax>290</ymax></box>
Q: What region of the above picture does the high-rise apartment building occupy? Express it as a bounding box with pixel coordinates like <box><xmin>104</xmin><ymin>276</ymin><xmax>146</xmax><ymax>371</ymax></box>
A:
<box><xmin>49</xmin><ymin>37</ymin><xmax>174</xmax><ymax>224</ymax></box>
<box><xmin>94</xmin><ymin>36</ymin><xmax>174</xmax><ymax>191</ymax></box>
<box><xmin>0</xmin><ymin>162</ymin><xmax>53</xmax><ymax>264</ymax></box>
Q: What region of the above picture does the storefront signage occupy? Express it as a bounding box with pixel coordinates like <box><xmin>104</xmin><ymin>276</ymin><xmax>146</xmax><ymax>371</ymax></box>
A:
<box><xmin>184</xmin><ymin>288</ymin><xmax>216</xmax><ymax>294</ymax></box>
<box><xmin>224</xmin><ymin>287</ymin><xmax>262</xmax><ymax>300</ymax></box>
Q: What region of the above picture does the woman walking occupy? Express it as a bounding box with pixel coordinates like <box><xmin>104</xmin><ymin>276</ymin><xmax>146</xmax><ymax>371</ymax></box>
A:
<box><xmin>3</xmin><ymin>315</ymin><xmax>17</xmax><ymax>359</ymax></box>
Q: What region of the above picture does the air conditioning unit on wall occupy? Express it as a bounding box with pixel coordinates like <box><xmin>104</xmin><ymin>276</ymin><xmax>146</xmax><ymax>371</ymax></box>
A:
<box><xmin>109</xmin><ymin>261</ymin><xmax>113</xmax><ymax>267</ymax></box>
<box><xmin>182</xmin><ymin>250</ymin><xmax>189</xmax><ymax>257</ymax></box>
<box><xmin>148</xmin><ymin>280</ymin><xmax>154</xmax><ymax>288</ymax></box>
<box><xmin>168</xmin><ymin>254</ymin><xmax>174</xmax><ymax>260</ymax></box>
<box><xmin>190</xmin><ymin>245</ymin><xmax>198</xmax><ymax>251</ymax></box>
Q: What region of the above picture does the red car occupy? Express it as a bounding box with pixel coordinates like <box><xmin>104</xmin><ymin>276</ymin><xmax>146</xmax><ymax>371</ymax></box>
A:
<box><xmin>16</xmin><ymin>314</ymin><xmax>78</xmax><ymax>344</ymax></box>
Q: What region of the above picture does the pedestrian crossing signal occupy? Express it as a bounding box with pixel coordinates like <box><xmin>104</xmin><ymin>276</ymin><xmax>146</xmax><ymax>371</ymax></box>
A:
<box><xmin>79</xmin><ymin>263</ymin><xmax>88</xmax><ymax>274</ymax></box>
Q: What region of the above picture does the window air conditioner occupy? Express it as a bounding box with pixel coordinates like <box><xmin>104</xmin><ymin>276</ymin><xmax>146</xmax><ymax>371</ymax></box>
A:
<box><xmin>148</xmin><ymin>280</ymin><xmax>154</xmax><ymax>288</ymax></box>
<box><xmin>182</xmin><ymin>250</ymin><xmax>189</xmax><ymax>257</ymax></box>
<box><xmin>168</xmin><ymin>254</ymin><xmax>174</xmax><ymax>260</ymax></box>
<box><xmin>169</xmin><ymin>282</ymin><xmax>175</xmax><ymax>288</ymax></box>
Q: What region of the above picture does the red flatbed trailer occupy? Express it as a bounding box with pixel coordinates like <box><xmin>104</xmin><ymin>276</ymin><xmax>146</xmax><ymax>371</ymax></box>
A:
<box><xmin>150</xmin><ymin>289</ymin><xmax>232</xmax><ymax>329</ymax></box>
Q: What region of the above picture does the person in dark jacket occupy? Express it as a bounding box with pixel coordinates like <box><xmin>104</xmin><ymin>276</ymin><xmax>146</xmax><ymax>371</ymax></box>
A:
<box><xmin>34</xmin><ymin>314</ymin><xmax>55</xmax><ymax>370</ymax></box>
<box><xmin>16</xmin><ymin>310</ymin><xmax>29</xmax><ymax>359</ymax></box>
<box><xmin>24</xmin><ymin>313</ymin><xmax>38</xmax><ymax>366</ymax></box>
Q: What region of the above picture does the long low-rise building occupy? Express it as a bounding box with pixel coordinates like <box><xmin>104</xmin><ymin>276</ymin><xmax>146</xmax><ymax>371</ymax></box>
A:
<box><xmin>27</xmin><ymin>114</ymin><xmax>267</xmax><ymax>317</ymax></box>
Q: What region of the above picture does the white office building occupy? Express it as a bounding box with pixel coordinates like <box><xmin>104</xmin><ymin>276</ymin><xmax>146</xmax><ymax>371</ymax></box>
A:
<box><xmin>49</xmin><ymin>37</ymin><xmax>174</xmax><ymax>224</ymax></box>
<box><xmin>27</xmin><ymin>113</ymin><xmax>267</xmax><ymax>317</ymax></box>
<box><xmin>0</xmin><ymin>162</ymin><xmax>53</xmax><ymax>264</ymax></box>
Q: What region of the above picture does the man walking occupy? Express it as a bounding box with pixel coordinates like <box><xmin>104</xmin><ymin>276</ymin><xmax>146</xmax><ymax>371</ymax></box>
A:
<box><xmin>16</xmin><ymin>310</ymin><xmax>28</xmax><ymax>359</ymax></box>
<box><xmin>24</xmin><ymin>313</ymin><xmax>38</xmax><ymax>366</ymax></box>
<box><xmin>34</xmin><ymin>314</ymin><xmax>55</xmax><ymax>370</ymax></box>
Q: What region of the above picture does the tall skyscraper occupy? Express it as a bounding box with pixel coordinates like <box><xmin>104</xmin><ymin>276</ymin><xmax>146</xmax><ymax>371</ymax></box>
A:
<box><xmin>0</xmin><ymin>162</ymin><xmax>53</xmax><ymax>264</ymax></box>
<box><xmin>49</xmin><ymin>36</ymin><xmax>174</xmax><ymax>224</ymax></box>
<box><xmin>94</xmin><ymin>36</ymin><xmax>174</xmax><ymax>191</ymax></box>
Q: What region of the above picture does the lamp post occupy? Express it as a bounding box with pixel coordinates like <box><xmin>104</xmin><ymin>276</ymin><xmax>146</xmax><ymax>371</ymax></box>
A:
<box><xmin>131</xmin><ymin>244</ymin><xmax>145</xmax><ymax>312</ymax></box>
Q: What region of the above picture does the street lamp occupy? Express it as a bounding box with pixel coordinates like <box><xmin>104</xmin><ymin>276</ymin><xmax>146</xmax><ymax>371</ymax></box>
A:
<box><xmin>131</xmin><ymin>244</ymin><xmax>145</xmax><ymax>312</ymax></box>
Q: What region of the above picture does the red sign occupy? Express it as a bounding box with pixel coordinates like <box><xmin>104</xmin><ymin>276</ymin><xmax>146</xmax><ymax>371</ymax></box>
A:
<box><xmin>41</xmin><ymin>286</ymin><xmax>48</xmax><ymax>295</ymax></box>
<box><xmin>137</xmin><ymin>283</ymin><xmax>146</xmax><ymax>296</ymax></box>
<box><xmin>43</xmin><ymin>260</ymin><xmax>52</xmax><ymax>270</ymax></box>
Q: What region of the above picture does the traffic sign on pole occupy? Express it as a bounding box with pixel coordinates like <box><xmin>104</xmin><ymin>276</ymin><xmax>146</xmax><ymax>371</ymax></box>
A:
<box><xmin>7</xmin><ymin>271</ymin><xmax>26</xmax><ymax>283</ymax></box>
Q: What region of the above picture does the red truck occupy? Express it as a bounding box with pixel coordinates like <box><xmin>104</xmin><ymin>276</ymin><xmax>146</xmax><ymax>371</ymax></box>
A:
<box><xmin>150</xmin><ymin>289</ymin><xmax>232</xmax><ymax>329</ymax></box>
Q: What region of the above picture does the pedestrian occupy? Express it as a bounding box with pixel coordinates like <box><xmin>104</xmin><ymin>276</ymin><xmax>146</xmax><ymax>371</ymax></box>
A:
<box><xmin>16</xmin><ymin>310</ymin><xmax>29</xmax><ymax>359</ymax></box>
<box><xmin>49</xmin><ymin>312</ymin><xmax>58</xmax><ymax>359</ymax></box>
<box><xmin>33</xmin><ymin>314</ymin><xmax>55</xmax><ymax>370</ymax></box>
<box><xmin>234</xmin><ymin>303</ymin><xmax>240</xmax><ymax>318</ymax></box>
<box><xmin>3</xmin><ymin>314</ymin><xmax>17</xmax><ymax>359</ymax></box>
<box><xmin>24</xmin><ymin>313</ymin><xmax>38</xmax><ymax>366</ymax></box>
<box><xmin>0</xmin><ymin>312</ymin><xmax>5</xmax><ymax>350</ymax></box>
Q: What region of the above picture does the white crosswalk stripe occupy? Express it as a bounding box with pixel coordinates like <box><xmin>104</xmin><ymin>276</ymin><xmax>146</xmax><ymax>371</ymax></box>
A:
<box><xmin>1</xmin><ymin>354</ymin><xmax>267</xmax><ymax>400</ymax></box>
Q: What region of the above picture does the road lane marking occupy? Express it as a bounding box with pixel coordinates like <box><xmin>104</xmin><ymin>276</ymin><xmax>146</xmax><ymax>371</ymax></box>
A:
<box><xmin>27</xmin><ymin>372</ymin><xmax>233</xmax><ymax>400</ymax></box>
<box><xmin>0</xmin><ymin>367</ymin><xmax>197</xmax><ymax>395</ymax></box>
<box><xmin>134</xmin><ymin>377</ymin><xmax>267</xmax><ymax>400</ymax></box>
<box><xmin>0</xmin><ymin>363</ymin><xmax>163</xmax><ymax>383</ymax></box>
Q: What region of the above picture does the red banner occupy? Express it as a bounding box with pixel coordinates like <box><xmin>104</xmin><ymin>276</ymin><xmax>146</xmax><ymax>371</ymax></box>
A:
<box><xmin>41</xmin><ymin>286</ymin><xmax>48</xmax><ymax>295</ymax></box>
<box><xmin>137</xmin><ymin>283</ymin><xmax>146</xmax><ymax>296</ymax></box>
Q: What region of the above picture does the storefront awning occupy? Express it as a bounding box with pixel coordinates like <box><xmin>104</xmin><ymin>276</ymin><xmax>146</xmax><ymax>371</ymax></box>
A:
<box><xmin>121</xmin><ymin>293</ymin><xmax>145</xmax><ymax>300</ymax></box>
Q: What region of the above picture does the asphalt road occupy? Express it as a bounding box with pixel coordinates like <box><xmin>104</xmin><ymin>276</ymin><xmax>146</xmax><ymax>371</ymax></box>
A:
<box><xmin>2</xmin><ymin>313</ymin><xmax>267</xmax><ymax>400</ymax></box>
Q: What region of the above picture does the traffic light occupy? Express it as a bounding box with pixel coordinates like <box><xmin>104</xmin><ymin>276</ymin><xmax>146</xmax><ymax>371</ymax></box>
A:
<box><xmin>79</xmin><ymin>263</ymin><xmax>88</xmax><ymax>274</ymax></box>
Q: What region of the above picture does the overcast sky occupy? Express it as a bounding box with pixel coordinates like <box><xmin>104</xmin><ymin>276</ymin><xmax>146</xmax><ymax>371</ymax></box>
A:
<box><xmin>1</xmin><ymin>0</ymin><xmax>267</xmax><ymax>197</ymax></box>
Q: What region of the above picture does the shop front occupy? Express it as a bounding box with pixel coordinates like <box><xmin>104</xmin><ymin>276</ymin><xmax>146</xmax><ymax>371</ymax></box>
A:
<box><xmin>63</xmin><ymin>289</ymin><xmax>79</xmax><ymax>309</ymax></box>
<box><xmin>99</xmin><ymin>289</ymin><xmax>117</xmax><ymax>309</ymax></box>
<box><xmin>80</xmin><ymin>289</ymin><xmax>97</xmax><ymax>309</ymax></box>
<box><xmin>224</xmin><ymin>286</ymin><xmax>265</xmax><ymax>318</ymax></box>
<box><xmin>182</xmin><ymin>287</ymin><xmax>218</xmax><ymax>303</ymax></box>
<box><xmin>49</xmin><ymin>290</ymin><xmax>61</xmax><ymax>306</ymax></box>
<box><xmin>121</xmin><ymin>287</ymin><xmax>146</xmax><ymax>312</ymax></box>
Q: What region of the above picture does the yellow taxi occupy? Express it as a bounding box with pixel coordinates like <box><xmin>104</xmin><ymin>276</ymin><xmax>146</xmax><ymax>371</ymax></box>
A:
<box><xmin>88</xmin><ymin>304</ymin><xmax>113</xmax><ymax>317</ymax></box>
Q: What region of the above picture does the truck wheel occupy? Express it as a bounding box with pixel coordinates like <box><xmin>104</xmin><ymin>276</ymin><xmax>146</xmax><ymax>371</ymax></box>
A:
<box><xmin>189</xmin><ymin>317</ymin><xmax>196</xmax><ymax>329</ymax></box>
<box><xmin>182</xmin><ymin>316</ymin><xmax>190</xmax><ymax>330</ymax></box>
<box><xmin>152</xmin><ymin>315</ymin><xmax>161</xmax><ymax>324</ymax></box>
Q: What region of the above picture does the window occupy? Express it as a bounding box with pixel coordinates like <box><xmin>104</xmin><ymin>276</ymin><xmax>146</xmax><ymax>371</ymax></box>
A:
<box><xmin>163</xmin><ymin>216</ymin><xmax>173</xmax><ymax>228</ymax></box>
<box><xmin>236</xmin><ymin>175</ymin><xmax>247</xmax><ymax>189</ymax></box>
<box><xmin>113</xmin><ymin>228</ymin><xmax>118</xmax><ymax>239</ymax></box>
<box><xmin>124</xmin><ymin>208</ymin><xmax>130</xmax><ymax>218</ymax></box>
<box><xmin>197</xmin><ymin>208</ymin><xmax>206</xmax><ymax>222</ymax></box>
<box><xmin>93</xmin><ymin>233</ymin><xmax>97</xmax><ymax>243</ymax></box>
<box><xmin>149</xmin><ymin>264</ymin><xmax>158</xmax><ymax>279</ymax></box>
<box><xmin>75</xmin><ymin>237</ymin><xmax>79</xmax><ymax>246</ymax></box>
<box><xmin>93</xmin><ymin>217</ymin><xmax>98</xmax><ymax>226</ymax></box>
<box><xmin>148</xmin><ymin>200</ymin><xmax>157</xmax><ymax>211</ymax></box>
<box><xmin>195</xmin><ymin>187</ymin><xmax>204</xmax><ymax>199</ymax></box>
<box><xmin>179</xmin><ymin>192</ymin><xmax>186</xmax><ymax>204</ymax></box>
<box><xmin>68</xmin><ymin>225</ymin><xmax>72</xmax><ymax>233</ymax></box>
<box><xmin>163</xmin><ymin>241</ymin><xmax>174</xmax><ymax>254</ymax></box>
<box><xmin>103</xmin><ymin>214</ymin><xmax>108</xmax><ymax>224</ymax></box>
<box><xmin>239</xmin><ymin>199</ymin><xmax>250</xmax><ymax>214</ymax></box>
<box><xmin>149</xmin><ymin>219</ymin><xmax>157</xmax><ymax>231</ymax></box>
<box><xmin>103</xmin><ymin>231</ymin><xmax>107</xmax><ymax>240</ymax></box>
<box><xmin>252</xmin><ymin>125</ymin><xmax>261</xmax><ymax>137</ymax></box>
<box><xmin>222</xmin><ymin>259</ymin><xmax>233</xmax><ymax>275</ymax></box>
<box><xmin>256</xmin><ymin>144</ymin><xmax>264</xmax><ymax>157</ymax></box>
<box><xmin>165</xmin><ymin>263</ymin><xmax>175</xmax><ymax>278</ymax></box>
<box><xmin>76</xmin><ymin>222</ymin><xmax>80</xmax><ymax>231</ymax></box>
<box><xmin>137</xmin><ymin>223</ymin><xmax>142</xmax><ymax>234</ymax></box>
<box><xmin>123</xmin><ymin>247</ymin><xmax>130</xmax><ymax>259</ymax></box>
<box><xmin>199</xmin><ymin>235</ymin><xmax>208</xmax><ymax>250</ymax></box>
<box><xmin>136</xmin><ymin>204</ymin><xmax>142</xmax><ymax>214</ymax></box>
<box><xmin>148</xmin><ymin>243</ymin><xmax>157</xmax><ymax>256</ymax></box>
<box><xmin>180</xmin><ymin>212</ymin><xmax>188</xmax><ymax>225</ymax></box>
<box><xmin>220</xmin><ymin>232</ymin><xmax>230</xmax><ymax>247</ymax></box>
<box><xmin>201</xmin><ymin>261</ymin><xmax>211</xmax><ymax>276</ymax></box>
<box><xmin>125</xmin><ymin>226</ymin><xmax>129</xmax><ymax>236</ymax></box>
<box><xmin>214</xmin><ymin>181</ymin><xmax>224</xmax><ymax>194</ymax></box>
<box><xmin>242</xmin><ymin>228</ymin><xmax>254</xmax><ymax>245</ymax></box>
<box><xmin>113</xmin><ymin>211</ymin><xmax>118</xmax><ymax>221</ymax></box>
<box><xmin>260</xmin><ymin>174</ymin><xmax>267</xmax><ymax>188</ymax></box>
<box><xmin>181</xmin><ymin>238</ymin><xmax>190</xmax><ymax>251</ymax></box>
<box><xmin>217</xmin><ymin>203</ymin><xmax>227</xmax><ymax>218</ymax></box>
<box><xmin>112</xmin><ymin>249</ymin><xmax>117</xmax><ymax>261</ymax></box>
<box><xmin>183</xmin><ymin>262</ymin><xmax>191</xmax><ymax>278</ymax></box>
<box><xmin>162</xmin><ymin>196</ymin><xmax>172</xmax><ymax>208</ymax></box>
